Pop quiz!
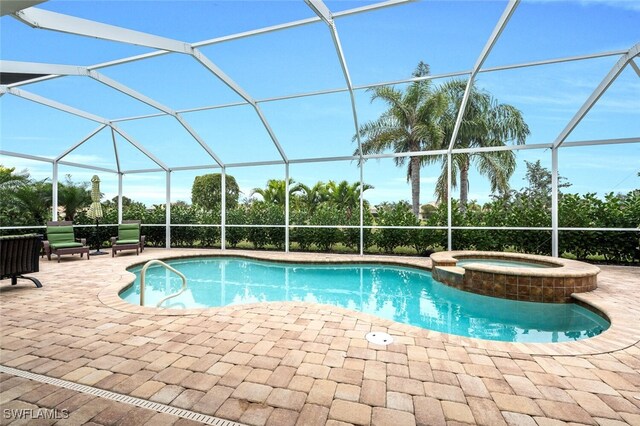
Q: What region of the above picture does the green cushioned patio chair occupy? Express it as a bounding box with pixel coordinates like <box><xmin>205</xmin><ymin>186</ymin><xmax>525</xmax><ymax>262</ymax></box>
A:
<box><xmin>43</xmin><ymin>221</ymin><xmax>90</xmax><ymax>263</ymax></box>
<box><xmin>111</xmin><ymin>220</ymin><xmax>145</xmax><ymax>257</ymax></box>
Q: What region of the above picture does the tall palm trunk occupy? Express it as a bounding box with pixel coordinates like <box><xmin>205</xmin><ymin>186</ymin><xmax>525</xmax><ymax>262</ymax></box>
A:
<box><xmin>460</xmin><ymin>157</ymin><xmax>470</xmax><ymax>212</ymax></box>
<box><xmin>410</xmin><ymin>156</ymin><xmax>421</xmax><ymax>217</ymax></box>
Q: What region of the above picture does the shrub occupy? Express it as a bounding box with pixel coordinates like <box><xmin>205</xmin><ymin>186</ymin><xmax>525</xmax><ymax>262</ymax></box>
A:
<box><xmin>225</xmin><ymin>208</ymin><xmax>247</xmax><ymax>248</ymax></box>
<box><xmin>309</xmin><ymin>205</ymin><xmax>342</xmax><ymax>251</ymax></box>
<box><xmin>374</xmin><ymin>202</ymin><xmax>420</xmax><ymax>253</ymax></box>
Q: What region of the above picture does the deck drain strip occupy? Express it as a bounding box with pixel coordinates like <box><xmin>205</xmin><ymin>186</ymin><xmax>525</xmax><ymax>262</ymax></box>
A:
<box><xmin>0</xmin><ymin>365</ymin><xmax>246</xmax><ymax>426</ymax></box>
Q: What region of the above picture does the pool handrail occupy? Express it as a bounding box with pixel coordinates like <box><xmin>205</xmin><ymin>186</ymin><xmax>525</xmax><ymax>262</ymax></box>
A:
<box><xmin>140</xmin><ymin>259</ymin><xmax>188</xmax><ymax>308</ymax></box>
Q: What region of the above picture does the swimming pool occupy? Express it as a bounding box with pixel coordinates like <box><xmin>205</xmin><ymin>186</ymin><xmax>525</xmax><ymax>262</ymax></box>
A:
<box><xmin>121</xmin><ymin>257</ymin><xmax>609</xmax><ymax>343</ymax></box>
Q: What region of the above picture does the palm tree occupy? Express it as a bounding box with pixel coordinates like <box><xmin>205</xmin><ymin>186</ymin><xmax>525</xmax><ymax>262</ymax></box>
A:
<box><xmin>325</xmin><ymin>180</ymin><xmax>373</xmax><ymax>219</ymax></box>
<box><xmin>12</xmin><ymin>179</ymin><xmax>52</xmax><ymax>225</ymax></box>
<box><xmin>434</xmin><ymin>79</ymin><xmax>530</xmax><ymax>210</ymax></box>
<box><xmin>251</xmin><ymin>179</ymin><xmax>303</xmax><ymax>206</ymax></box>
<box><xmin>298</xmin><ymin>182</ymin><xmax>330</xmax><ymax>214</ymax></box>
<box><xmin>0</xmin><ymin>166</ymin><xmax>48</xmax><ymax>226</ymax></box>
<box><xmin>356</xmin><ymin>62</ymin><xmax>445</xmax><ymax>217</ymax></box>
<box><xmin>58</xmin><ymin>175</ymin><xmax>92</xmax><ymax>221</ymax></box>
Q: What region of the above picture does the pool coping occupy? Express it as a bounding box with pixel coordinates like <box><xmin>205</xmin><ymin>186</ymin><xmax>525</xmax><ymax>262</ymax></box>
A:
<box><xmin>98</xmin><ymin>249</ymin><xmax>640</xmax><ymax>357</ymax></box>
<box><xmin>431</xmin><ymin>250</ymin><xmax>601</xmax><ymax>277</ymax></box>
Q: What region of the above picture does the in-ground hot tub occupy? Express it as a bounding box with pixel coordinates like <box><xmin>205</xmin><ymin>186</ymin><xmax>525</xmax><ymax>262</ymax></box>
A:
<box><xmin>430</xmin><ymin>251</ymin><xmax>599</xmax><ymax>303</ymax></box>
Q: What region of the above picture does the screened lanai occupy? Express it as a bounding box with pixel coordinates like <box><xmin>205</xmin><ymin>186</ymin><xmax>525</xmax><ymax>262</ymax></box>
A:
<box><xmin>1</xmin><ymin>0</ymin><xmax>639</xmax><ymax>258</ymax></box>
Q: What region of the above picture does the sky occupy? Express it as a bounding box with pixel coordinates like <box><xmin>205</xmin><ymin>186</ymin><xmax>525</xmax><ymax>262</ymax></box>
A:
<box><xmin>1</xmin><ymin>0</ymin><xmax>639</xmax><ymax>208</ymax></box>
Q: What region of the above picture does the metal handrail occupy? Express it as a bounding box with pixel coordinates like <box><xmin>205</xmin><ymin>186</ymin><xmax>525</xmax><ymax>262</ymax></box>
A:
<box><xmin>140</xmin><ymin>259</ymin><xmax>188</xmax><ymax>308</ymax></box>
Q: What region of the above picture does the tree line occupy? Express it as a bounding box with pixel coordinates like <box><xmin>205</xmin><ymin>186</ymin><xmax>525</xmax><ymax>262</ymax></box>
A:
<box><xmin>2</xmin><ymin>162</ymin><xmax>637</xmax><ymax>263</ymax></box>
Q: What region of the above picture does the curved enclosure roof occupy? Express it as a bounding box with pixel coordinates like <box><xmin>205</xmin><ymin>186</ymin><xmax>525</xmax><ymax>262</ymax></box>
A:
<box><xmin>0</xmin><ymin>0</ymin><xmax>638</xmax><ymax>175</ymax></box>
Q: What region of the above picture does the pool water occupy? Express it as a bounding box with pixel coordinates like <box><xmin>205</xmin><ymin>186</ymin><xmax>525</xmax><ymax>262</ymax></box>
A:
<box><xmin>456</xmin><ymin>258</ymin><xmax>551</xmax><ymax>268</ymax></box>
<box><xmin>121</xmin><ymin>257</ymin><xmax>609</xmax><ymax>343</ymax></box>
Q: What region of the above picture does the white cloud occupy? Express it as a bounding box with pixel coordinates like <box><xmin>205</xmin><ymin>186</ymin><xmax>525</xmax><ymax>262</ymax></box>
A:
<box><xmin>525</xmin><ymin>0</ymin><xmax>640</xmax><ymax>12</ymax></box>
<box><xmin>0</xmin><ymin>156</ymin><xmax>52</xmax><ymax>180</ymax></box>
<box><xmin>578</xmin><ymin>0</ymin><xmax>640</xmax><ymax>12</ymax></box>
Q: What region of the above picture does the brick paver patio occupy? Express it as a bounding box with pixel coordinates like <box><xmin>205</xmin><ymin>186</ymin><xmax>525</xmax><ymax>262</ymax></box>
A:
<box><xmin>1</xmin><ymin>248</ymin><xmax>639</xmax><ymax>425</ymax></box>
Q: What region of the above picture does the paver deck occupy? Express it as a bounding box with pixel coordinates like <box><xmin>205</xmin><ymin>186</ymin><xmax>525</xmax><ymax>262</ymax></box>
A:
<box><xmin>1</xmin><ymin>248</ymin><xmax>639</xmax><ymax>425</ymax></box>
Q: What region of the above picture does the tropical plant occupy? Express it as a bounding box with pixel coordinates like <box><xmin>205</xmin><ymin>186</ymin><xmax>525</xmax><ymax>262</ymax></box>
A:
<box><xmin>356</xmin><ymin>62</ymin><xmax>445</xmax><ymax>217</ymax></box>
<box><xmin>0</xmin><ymin>166</ymin><xmax>34</xmax><ymax>227</ymax></box>
<box><xmin>12</xmin><ymin>179</ymin><xmax>52</xmax><ymax>225</ymax></box>
<box><xmin>251</xmin><ymin>179</ymin><xmax>303</xmax><ymax>206</ymax></box>
<box><xmin>57</xmin><ymin>175</ymin><xmax>92</xmax><ymax>221</ymax></box>
<box><xmin>297</xmin><ymin>182</ymin><xmax>330</xmax><ymax>214</ymax></box>
<box><xmin>325</xmin><ymin>180</ymin><xmax>373</xmax><ymax>220</ymax></box>
<box><xmin>434</xmin><ymin>79</ymin><xmax>530</xmax><ymax>210</ymax></box>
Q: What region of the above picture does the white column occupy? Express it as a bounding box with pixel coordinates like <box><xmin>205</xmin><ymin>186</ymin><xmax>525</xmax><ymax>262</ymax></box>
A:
<box><xmin>551</xmin><ymin>148</ymin><xmax>559</xmax><ymax>257</ymax></box>
<box><xmin>52</xmin><ymin>161</ymin><xmax>58</xmax><ymax>221</ymax></box>
<box><xmin>117</xmin><ymin>173</ymin><xmax>123</xmax><ymax>224</ymax></box>
<box><xmin>359</xmin><ymin>161</ymin><xmax>364</xmax><ymax>256</ymax></box>
<box><xmin>447</xmin><ymin>152</ymin><xmax>452</xmax><ymax>251</ymax></box>
<box><xmin>221</xmin><ymin>168</ymin><xmax>226</xmax><ymax>251</ymax></box>
<box><xmin>285</xmin><ymin>163</ymin><xmax>290</xmax><ymax>253</ymax></box>
<box><xmin>165</xmin><ymin>170</ymin><xmax>171</xmax><ymax>249</ymax></box>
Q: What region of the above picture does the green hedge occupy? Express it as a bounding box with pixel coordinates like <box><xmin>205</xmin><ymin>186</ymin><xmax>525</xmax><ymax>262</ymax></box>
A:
<box><xmin>3</xmin><ymin>191</ymin><xmax>638</xmax><ymax>262</ymax></box>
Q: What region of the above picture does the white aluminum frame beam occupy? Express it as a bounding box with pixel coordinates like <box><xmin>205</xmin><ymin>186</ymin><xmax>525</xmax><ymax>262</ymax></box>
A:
<box><xmin>103</xmin><ymin>49</ymin><xmax>625</xmax><ymax>124</ymax></box>
<box><xmin>221</xmin><ymin>167</ymin><xmax>226</xmax><ymax>250</ymax></box>
<box><xmin>285</xmin><ymin>164</ymin><xmax>290</xmax><ymax>253</ymax></box>
<box><xmin>1</xmin><ymin>60</ymin><xmax>225</xmax><ymax>167</ymax></box>
<box><xmin>110</xmin><ymin>127</ymin><xmax>122</xmax><ymax>174</ymax></box>
<box><xmin>2</xmin><ymin>86</ymin><xmax>107</xmax><ymax>123</ymax></box>
<box><xmin>166</xmin><ymin>171</ymin><xmax>171</xmax><ymax>248</ymax></box>
<box><xmin>305</xmin><ymin>0</ymin><xmax>366</xmax><ymax>254</ymax></box>
<box><xmin>110</xmin><ymin>126</ymin><xmax>169</xmax><ymax>171</ymax></box>
<box><xmin>2</xmin><ymin>85</ymin><xmax>170</xmax><ymax>171</ymax></box>
<box><xmin>11</xmin><ymin>9</ymin><xmax>288</xmax><ymax>164</ymax></box>
<box><xmin>447</xmin><ymin>0</ymin><xmax>519</xmax><ymax>152</ymax></box>
<box><xmin>103</xmin><ymin>136</ymin><xmax>639</xmax><ymax>175</ymax></box>
<box><xmin>55</xmin><ymin>125</ymin><xmax>107</xmax><ymax>162</ymax></box>
<box><xmin>0</xmin><ymin>150</ymin><xmax>53</xmax><ymax>163</ymax></box>
<box><xmin>553</xmin><ymin>43</ymin><xmax>640</xmax><ymax>149</ymax></box>
<box><xmin>15</xmin><ymin>7</ymin><xmax>192</xmax><ymax>53</ymax></box>
<box><xmin>7</xmin><ymin>0</ymin><xmax>412</xmax><ymax>79</ymax></box>
<box><xmin>551</xmin><ymin>148</ymin><xmax>559</xmax><ymax>257</ymax></box>
<box><xmin>58</xmin><ymin>161</ymin><xmax>118</xmax><ymax>174</ymax></box>
<box><xmin>52</xmin><ymin>161</ymin><xmax>58</xmax><ymax>221</ymax></box>
<box><xmin>195</xmin><ymin>0</ymin><xmax>413</xmax><ymax>47</ymax></box>
<box><xmin>191</xmin><ymin>50</ymin><xmax>288</xmax><ymax>163</ymax></box>
<box><xmin>631</xmin><ymin>59</ymin><xmax>640</xmax><ymax>77</ymax></box>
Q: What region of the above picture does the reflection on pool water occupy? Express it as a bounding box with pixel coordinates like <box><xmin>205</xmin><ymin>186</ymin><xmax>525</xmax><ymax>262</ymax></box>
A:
<box><xmin>456</xmin><ymin>258</ymin><xmax>552</xmax><ymax>268</ymax></box>
<box><xmin>122</xmin><ymin>257</ymin><xmax>609</xmax><ymax>343</ymax></box>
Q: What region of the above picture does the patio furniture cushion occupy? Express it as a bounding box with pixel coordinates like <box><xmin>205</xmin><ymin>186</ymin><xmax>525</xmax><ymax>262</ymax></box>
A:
<box><xmin>47</xmin><ymin>226</ymin><xmax>75</xmax><ymax>246</ymax></box>
<box><xmin>50</xmin><ymin>242</ymin><xmax>84</xmax><ymax>249</ymax></box>
<box><xmin>118</xmin><ymin>223</ymin><xmax>140</xmax><ymax>241</ymax></box>
<box><xmin>115</xmin><ymin>239</ymin><xmax>139</xmax><ymax>245</ymax></box>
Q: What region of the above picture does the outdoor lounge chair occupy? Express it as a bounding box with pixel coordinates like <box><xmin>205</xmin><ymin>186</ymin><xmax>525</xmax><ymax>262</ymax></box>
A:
<box><xmin>111</xmin><ymin>220</ymin><xmax>145</xmax><ymax>257</ymax></box>
<box><xmin>43</xmin><ymin>221</ymin><xmax>90</xmax><ymax>263</ymax></box>
<box><xmin>0</xmin><ymin>234</ymin><xmax>43</xmax><ymax>287</ymax></box>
